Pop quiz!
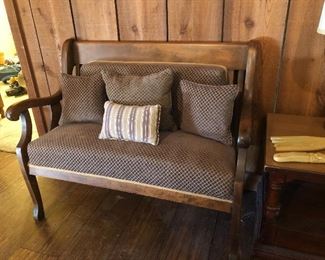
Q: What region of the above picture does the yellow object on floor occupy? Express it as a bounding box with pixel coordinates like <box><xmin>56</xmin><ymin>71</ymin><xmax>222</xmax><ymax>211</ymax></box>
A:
<box><xmin>7</xmin><ymin>76</ymin><xmax>18</xmax><ymax>85</ymax></box>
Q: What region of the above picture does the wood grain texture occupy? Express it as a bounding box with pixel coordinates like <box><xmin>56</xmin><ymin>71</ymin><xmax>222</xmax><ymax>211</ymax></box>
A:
<box><xmin>168</xmin><ymin>0</ymin><xmax>223</xmax><ymax>41</ymax></box>
<box><xmin>4</xmin><ymin>0</ymin><xmax>49</xmax><ymax>134</ymax></box>
<box><xmin>7</xmin><ymin>0</ymin><xmax>50</xmax><ymax>97</ymax></box>
<box><xmin>29</xmin><ymin>165</ymin><xmax>233</xmax><ymax>213</ymax></box>
<box><xmin>73</xmin><ymin>41</ymin><xmax>249</xmax><ymax>69</ymax></box>
<box><xmin>224</xmin><ymin>0</ymin><xmax>289</xmax><ymax>127</ymax></box>
<box><xmin>277</xmin><ymin>0</ymin><xmax>325</xmax><ymax>116</ymax></box>
<box><xmin>70</xmin><ymin>0</ymin><xmax>118</xmax><ymax>40</ymax></box>
<box><xmin>29</xmin><ymin>0</ymin><xmax>75</xmax><ymax>94</ymax></box>
<box><xmin>9</xmin><ymin>248</ymin><xmax>57</xmax><ymax>260</ymax></box>
<box><xmin>116</xmin><ymin>0</ymin><xmax>167</xmax><ymax>41</ymax></box>
<box><xmin>6</xmin><ymin>0</ymin><xmax>324</xmax><ymax>140</ymax></box>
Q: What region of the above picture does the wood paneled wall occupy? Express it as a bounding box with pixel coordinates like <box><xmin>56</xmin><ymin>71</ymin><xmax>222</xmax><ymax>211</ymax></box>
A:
<box><xmin>5</xmin><ymin>0</ymin><xmax>325</xmax><ymax>136</ymax></box>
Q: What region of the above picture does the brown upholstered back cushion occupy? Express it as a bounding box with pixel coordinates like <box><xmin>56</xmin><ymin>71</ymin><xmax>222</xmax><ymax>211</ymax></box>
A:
<box><xmin>59</xmin><ymin>73</ymin><xmax>106</xmax><ymax>125</ymax></box>
<box><xmin>179</xmin><ymin>80</ymin><xmax>239</xmax><ymax>145</ymax></box>
<box><xmin>80</xmin><ymin>62</ymin><xmax>228</xmax><ymax>128</ymax></box>
<box><xmin>101</xmin><ymin>69</ymin><xmax>174</xmax><ymax>131</ymax></box>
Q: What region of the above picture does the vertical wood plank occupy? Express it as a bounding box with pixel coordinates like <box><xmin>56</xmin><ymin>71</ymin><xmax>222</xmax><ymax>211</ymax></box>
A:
<box><xmin>6</xmin><ymin>0</ymin><xmax>50</xmax><ymax>98</ymax></box>
<box><xmin>70</xmin><ymin>0</ymin><xmax>118</xmax><ymax>40</ymax></box>
<box><xmin>224</xmin><ymin>0</ymin><xmax>289</xmax><ymax>114</ymax></box>
<box><xmin>223</xmin><ymin>0</ymin><xmax>289</xmax><ymax>140</ymax></box>
<box><xmin>29</xmin><ymin>0</ymin><xmax>75</xmax><ymax>94</ymax></box>
<box><xmin>277</xmin><ymin>0</ymin><xmax>325</xmax><ymax>116</ymax></box>
<box><xmin>168</xmin><ymin>0</ymin><xmax>223</xmax><ymax>41</ymax></box>
<box><xmin>4</xmin><ymin>0</ymin><xmax>49</xmax><ymax>134</ymax></box>
<box><xmin>116</xmin><ymin>0</ymin><xmax>167</xmax><ymax>41</ymax></box>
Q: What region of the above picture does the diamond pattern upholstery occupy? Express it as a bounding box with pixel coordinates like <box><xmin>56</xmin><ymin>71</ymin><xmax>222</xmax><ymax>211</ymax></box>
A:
<box><xmin>80</xmin><ymin>62</ymin><xmax>228</xmax><ymax>127</ymax></box>
<box><xmin>28</xmin><ymin>123</ymin><xmax>235</xmax><ymax>200</ymax></box>
<box><xmin>101</xmin><ymin>69</ymin><xmax>174</xmax><ymax>130</ymax></box>
<box><xmin>59</xmin><ymin>73</ymin><xmax>106</xmax><ymax>125</ymax></box>
<box><xmin>179</xmin><ymin>80</ymin><xmax>239</xmax><ymax>145</ymax></box>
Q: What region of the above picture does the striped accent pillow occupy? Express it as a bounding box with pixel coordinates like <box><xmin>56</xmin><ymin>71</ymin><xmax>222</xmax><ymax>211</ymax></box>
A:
<box><xmin>99</xmin><ymin>101</ymin><xmax>161</xmax><ymax>145</ymax></box>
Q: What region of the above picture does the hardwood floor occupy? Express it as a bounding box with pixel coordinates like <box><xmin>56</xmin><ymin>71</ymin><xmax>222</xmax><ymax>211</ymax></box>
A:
<box><xmin>0</xmin><ymin>152</ymin><xmax>258</xmax><ymax>259</ymax></box>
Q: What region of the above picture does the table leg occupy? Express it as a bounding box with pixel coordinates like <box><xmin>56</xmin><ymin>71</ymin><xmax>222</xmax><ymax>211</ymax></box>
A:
<box><xmin>265</xmin><ymin>171</ymin><xmax>286</xmax><ymax>220</ymax></box>
<box><xmin>261</xmin><ymin>171</ymin><xmax>286</xmax><ymax>243</ymax></box>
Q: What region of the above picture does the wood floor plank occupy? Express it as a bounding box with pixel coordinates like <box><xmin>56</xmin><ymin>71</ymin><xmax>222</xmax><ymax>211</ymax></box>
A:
<box><xmin>40</xmin><ymin>187</ymin><xmax>109</xmax><ymax>256</ymax></box>
<box><xmin>157</xmin><ymin>205</ymin><xmax>218</xmax><ymax>260</ymax></box>
<box><xmin>22</xmin><ymin>183</ymin><xmax>92</xmax><ymax>253</ymax></box>
<box><xmin>108</xmin><ymin>197</ymin><xmax>178</xmax><ymax>260</ymax></box>
<box><xmin>9</xmin><ymin>248</ymin><xmax>57</xmax><ymax>260</ymax></box>
<box><xmin>208</xmin><ymin>213</ymin><xmax>230</xmax><ymax>260</ymax></box>
<box><xmin>0</xmin><ymin>153</ymin><xmax>22</xmax><ymax>192</ymax></box>
<box><xmin>60</xmin><ymin>191</ymin><xmax>143</xmax><ymax>259</ymax></box>
<box><xmin>0</xmin><ymin>180</ymin><xmax>81</xmax><ymax>258</ymax></box>
<box><xmin>0</xmin><ymin>154</ymin><xmax>73</xmax><ymax>258</ymax></box>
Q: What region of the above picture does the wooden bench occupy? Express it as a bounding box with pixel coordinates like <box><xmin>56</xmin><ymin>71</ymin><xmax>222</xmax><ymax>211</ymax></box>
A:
<box><xmin>6</xmin><ymin>40</ymin><xmax>257</xmax><ymax>259</ymax></box>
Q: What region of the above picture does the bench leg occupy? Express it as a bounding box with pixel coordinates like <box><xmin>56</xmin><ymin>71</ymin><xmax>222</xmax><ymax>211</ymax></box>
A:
<box><xmin>229</xmin><ymin>201</ymin><xmax>242</xmax><ymax>259</ymax></box>
<box><xmin>16</xmin><ymin>111</ymin><xmax>45</xmax><ymax>221</ymax></box>
<box><xmin>228</xmin><ymin>148</ymin><xmax>247</xmax><ymax>259</ymax></box>
<box><xmin>22</xmin><ymin>174</ymin><xmax>45</xmax><ymax>221</ymax></box>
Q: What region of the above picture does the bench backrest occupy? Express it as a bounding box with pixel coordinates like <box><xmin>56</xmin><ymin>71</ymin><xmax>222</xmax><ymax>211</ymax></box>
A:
<box><xmin>61</xmin><ymin>40</ymin><xmax>257</xmax><ymax>143</ymax></box>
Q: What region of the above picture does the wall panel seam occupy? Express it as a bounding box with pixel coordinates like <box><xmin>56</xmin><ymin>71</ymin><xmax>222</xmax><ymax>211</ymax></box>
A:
<box><xmin>114</xmin><ymin>0</ymin><xmax>121</xmax><ymax>41</ymax></box>
<box><xmin>166</xmin><ymin>0</ymin><xmax>169</xmax><ymax>41</ymax></box>
<box><xmin>27</xmin><ymin>0</ymin><xmax>51</xmax><ymax>95</ymax></box>
<box><xmin>273</xmin><ymin>0</ymin><xmax>292</xmax><ymax>112</ymax></box>
<box><xmin>68</xmin><ymin>0</ymin><xmax>77</xmax><ymax>39</ymax></box>
<box><xmin>221</xmin><ymin>0</ymin><xmax>225</xmax><ymax>42</ymax></box>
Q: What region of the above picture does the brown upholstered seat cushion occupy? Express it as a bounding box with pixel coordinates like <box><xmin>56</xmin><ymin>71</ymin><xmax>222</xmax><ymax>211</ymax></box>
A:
<box><xmin>179</xmin><ymin>80</ymin><xmax>239</xmax><ymax>145</ymax></box>
<box><xmin>59</xmin><ymin>73</ymin><xmax>106</xmax><ymax>125</ymax></box>
<box><xmin>80</xmin><ymin>62</ymin><xmax>228</xmax><ymax>128</ymax></box>
<box><xmin>28</xmin><ymin>123</ymin><xmax>235</xmax><ymax>200</ymax></box>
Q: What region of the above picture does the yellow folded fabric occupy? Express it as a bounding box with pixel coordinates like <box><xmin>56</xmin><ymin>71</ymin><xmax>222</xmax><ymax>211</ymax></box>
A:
<box><xmin>273</xmin><ymin>152</ymin><xmax>325</xmax><ymax>163</ymax></box>
<box><xmin>270</xmin><ymin>136</ymin><xmax>325</xmax><ymax>152</ymax></box>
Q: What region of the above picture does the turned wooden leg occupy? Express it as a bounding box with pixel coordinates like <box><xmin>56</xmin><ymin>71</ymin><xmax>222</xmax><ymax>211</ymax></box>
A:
<box><xmin>16</xmin><ymin>111</ymin><xmax>45</xmax><ymax>221</ymax></box>
<box><xmin>265</xmin><ymin>171</ymin><xmax>286</xmax><ymax>220</ymax></box>
<box><xmin>261</xmin><ymin>171</ymin><xmax>286</xmax><ymax>243</ymax></box>
<box><xmin>21</xmin><ymin>174</ymin><xmax>45</xmax><ymax>221</ymax></box>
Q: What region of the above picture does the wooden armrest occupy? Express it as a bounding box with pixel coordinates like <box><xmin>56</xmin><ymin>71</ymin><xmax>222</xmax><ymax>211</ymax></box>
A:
<box><xmin>6</xmin><ymin>90</ymin><xmax>62</xmax><ymax>121</ymax></box>
<box><xmin>236</xmin><ymin>42</ymin><xmax>256</xmax><ymax>149</ymax></box>
<box><xmin>237</xmin><ymin>106</ymin><xmax>252</xmax><ymax>148</ymax></box>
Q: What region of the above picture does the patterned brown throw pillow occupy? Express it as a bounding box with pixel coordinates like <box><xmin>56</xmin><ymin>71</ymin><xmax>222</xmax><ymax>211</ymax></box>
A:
<box><xmin>101</xmin><ymin>69</ymin><xmax>175</xmax><ymax>131</ymax></box>
<box><xmin>59</xmin><ymin>73</ymin><xmax>106</xmax><ymax>125</ymax></box>
<box><xmin>179</xmin><ymin>80</ymin><xmax>239</xmax><ymax>145</ymax></box>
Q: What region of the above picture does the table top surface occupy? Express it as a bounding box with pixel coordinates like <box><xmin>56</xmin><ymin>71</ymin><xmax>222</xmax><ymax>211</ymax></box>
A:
<box><xmin>265</xmin><ymin>113</ymin><xmax>325</xmax><ymax>175</ymax></box>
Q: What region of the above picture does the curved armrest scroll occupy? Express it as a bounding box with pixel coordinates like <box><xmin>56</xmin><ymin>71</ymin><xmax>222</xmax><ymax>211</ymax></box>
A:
<box><xmin>6</xmin><ymin>90</ymin><xmax>62</xmax><ymax>121</ymax></box>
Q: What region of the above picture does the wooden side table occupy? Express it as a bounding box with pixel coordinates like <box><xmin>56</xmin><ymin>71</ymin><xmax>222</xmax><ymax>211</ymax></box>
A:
<box><xmin>256</xmin><ymin>113</ymin><xmax>325</xmax><ymax>258</ymax></box>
